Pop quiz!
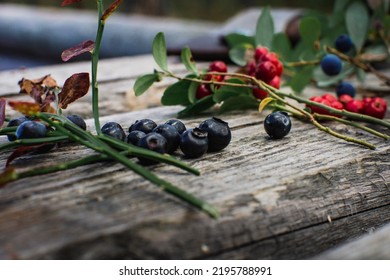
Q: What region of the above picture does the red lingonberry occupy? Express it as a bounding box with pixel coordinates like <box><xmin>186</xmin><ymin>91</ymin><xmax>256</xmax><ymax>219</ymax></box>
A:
<box><xmin>256</xmin><ymin>61</ymin><xmax>277</xmax><ymax>83</ymax></box>
<box><xmin>274</xmin><ymin>60</ymin><xmax>284</xmax><ymax>77</ymax></box>
<box><xmin>321</xmin><ymin>93</ymin><xmax>338</xmax><ymax>103</ymax></box>
<box><xmin>253</xmin><ymin>88</ymin><xmax>268</xmax><ymax>100</ymax></box>
<box><xmin>307</xmin><ymin>96</ymin><xmax>332</xmax><ymax>115</ymax></box>
<box><xmin>196</xmin><ymin>84</ymin><xmax>212</xmax><ymax>99</ymax></box>
<box><xmin>208</xmin><ymin>60</ymin><xmax>228</xmax><ymax>73</ymax></box>
<box><xmin>254</xmin><ymin>47</ymin><xmax>268</xmax><ymax>62</ymax></box>
<box><xmin>262</xmin><ymin>52</ymin><xmax>279</xmax><ymax>65</ymax></box>
<box><xmin>329</xmin><ymin>100</ymin><xmax>344</xmax><ymax>117</ymax></box>
<box><xmin>363</xmin><ymin>97</ymin><xmax>387</xmax><ymax>119</ymax></box>
<box><xmin>268</xmin><ymin>75</ymin><xmax>281</xmax><ymax>89</ymax></box>
<box><xmin>339</xmin><ymin>94</ymin><xmax>354</xmax><ymax>106</ymax></box>
<box><xmin>247</xmin><ymin>61</ymin><xmax>257</xmax><ymax>77</ymax></box>
<box><xmin>204</xmin><ymin>74</ymin><xmax>224</xmax><ymax>83</ymax></box>
<box><xmin>345</xmin><ymin>99</ymin><xmax>364</xmax><ymax>113</ymax></box>
<box><xmin>362</xmin><ymin>96</ymin><xmax>372</xmax><ymax>105</ymax></box>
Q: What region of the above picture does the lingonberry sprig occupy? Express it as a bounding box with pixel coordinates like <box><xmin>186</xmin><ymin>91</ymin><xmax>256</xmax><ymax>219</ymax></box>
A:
<box><xmin>0</xmin><ymin>0</ymin><xmax>220</xmax><ymax>218</ymax></box>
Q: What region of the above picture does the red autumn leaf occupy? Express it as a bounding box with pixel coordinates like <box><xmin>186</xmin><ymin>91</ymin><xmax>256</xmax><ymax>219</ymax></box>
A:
<box><xmin>0</xmin><ymin>167</ymin><xmax>16</xmax><ymax>188</ymax></box>
<box><xmin>58</xmin><ymin>73</ymin><xmax>90</xmax><ymax>109</ymax></box>
<box><xmin>9</xmin><ymin>101</ymin><xmax>40</xmax><ymax>116</ymax></box>
<box><xmin>61</xmin><ymin>40</ymin><xmax>95</xmax><ymax>62</ymax></box>
<box><xmin>102</xmin><ymin>0</ymin><xmax>123</xmax><ymax>21</ymax></box>
<box><xmin>0</xmin><ymin>98</ymin><xmax>5</xmax><ymax>128</ymax></box>
<box><xmin>61</xmin><ymin>0</ymin><xmax>82</xmax><ymax>7</ymax></box>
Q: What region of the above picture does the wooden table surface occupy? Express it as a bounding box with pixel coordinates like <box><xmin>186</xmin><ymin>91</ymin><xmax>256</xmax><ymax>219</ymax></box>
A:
<box><xmin>0</xmin><ymin>55</ymin><xmax>389</xmax><ymax>260</ymax></box>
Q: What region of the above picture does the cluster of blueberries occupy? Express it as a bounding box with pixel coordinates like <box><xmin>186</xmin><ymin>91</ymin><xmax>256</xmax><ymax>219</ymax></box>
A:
<box><xmin>320</xmin><ymin>34</ymin><xmax>354</xmax><ymax>76</ymax></box>
<box><xmin>6</xmin><ymin>115</ymin><xmax>232</xmax><ymax>164</ymax></box>
<box><xmin>102</xmin><ymin>117</ymin><xmax>232</xmax><ymax>163</ymax></box>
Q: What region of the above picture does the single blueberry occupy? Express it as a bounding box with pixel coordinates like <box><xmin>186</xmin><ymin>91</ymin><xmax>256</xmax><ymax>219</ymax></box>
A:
<box><xmin>198</xmin><ymin>117</ymin><xmax>231</xmax><ymax>152</ymax></box>
<box><xmin>127</xmin><ymin>130</ymin><xmax>146</xmax><ymax>146</ymax></box>
<box><xmin>264</xmin><ymin>111</ymin><xmax>292</xmax><ymax>139</ymax></box>
<box><xmin>101</xmin><ymin>122</ymin><xmax>126</xmax><ymax>141</ymax></box>
<box><xmin>15</xmin><ymin>121</ymin><xmax>47</xmax><ymax>139</ymax></box>
<box><xmin>137</xmin><ymin>132</ymin><xmax>168</xmax><ymax>165</ymax></box>
<box><xmin>336</xmin><ymin>81</ymin><xmax>356</xmax><ymax>98</ymax></box>
<box><xmin>129</xmin><ymin>119</ymin><xmax>157</xmax><ymax>134</ymax></box>
<box><xmin>180</xmin><ymin>128</ymin><xmax>208</xmax><ymax>158</ymax></box>
<box><xmin>7</xmin><ymin>116</ymin><xmax>29</xmax><ymax>141</ymax></box>
<box><xmin>335</xmin><ymin>34</ymin><xmax>353</xmax><ymax>53</ymax></box>
<box><xmin>165</xmin><ymin>119</ymin><xmax>187</xmax><ymax>135</ymax></box>
<box><xmin>321</xmin><ymin>54</ymin><xmax>342</xmax><ymax>76</ymax></box>
<box><xmin>67</xmin><ymin>115</ymin><xmax>87</xmax><ymax>130</ymax></box>
<box><xmin>153</xmin><ymin>124</ymin><xmax>180</xmax><ymax>154</ymax></box>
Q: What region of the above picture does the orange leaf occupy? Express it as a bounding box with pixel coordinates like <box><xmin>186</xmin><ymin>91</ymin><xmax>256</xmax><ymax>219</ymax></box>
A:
<box><xmin>101</xmin><ymin>0</ymin><xmax>123</xmax><ymax>21</ymax></box>
<box><xmin>9</xmin><ymin>101</ymin><xmax>40</xmax><ymax>116</ymax></box>
<box><xmin>58</xmin><ymin>73</ymin><xmax>90</xmax><ymax>109</ymax></box>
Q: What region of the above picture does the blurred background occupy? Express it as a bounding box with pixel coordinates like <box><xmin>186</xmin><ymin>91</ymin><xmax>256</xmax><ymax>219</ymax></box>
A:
<box><xmin>0</xmin><ymin>0</ymin><xmax>334</xmax><ymax>70</ymax></box>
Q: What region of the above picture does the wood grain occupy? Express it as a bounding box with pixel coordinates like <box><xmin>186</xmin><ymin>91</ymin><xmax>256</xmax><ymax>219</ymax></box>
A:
<box><xmin>0</xmin><ymin>56</ymin><xmax>390</xmax><ymax>259</ymax></box>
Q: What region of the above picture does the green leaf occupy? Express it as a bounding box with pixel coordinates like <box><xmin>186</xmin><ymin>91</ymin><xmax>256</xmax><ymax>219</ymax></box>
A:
<box><xmin>152</xmin><ymin>32</ymin><xmax>169</xmax><ymax>72</ymax></box>
<box><xmin>177</xmin><ymin>95</ymin><xmax>215</xmax><ymax>118</ymax></box>
<box><xmin>299</xmin><ymin>17</ymin><xmax>321</xmax><ymax>47</ymax></box>
<box><xmin>213</xmin><ymin>78</ymin><xmax>250</xmax><ymax>103</ymax></box>
<box><xmin>229</xmin><ymin>44</ymin><xmax>253</xmax><ymax>66</ymax></box>
<box><xmin>188</xmin><ymin>81</ymin><xmax>199</xmax><ymax>104</ymax></box>
<box><xmin>346</xmin><ymin>1</ymin><xmax>369</xmax><ymax>51</ymax></box>
<box><xmin>219</xmin><ymin>95</ymin><xmax>258</xmax><ymax>114</ymax></box>
<box><xmin>271</xmin><ymin>32</ymin><xmax>292</xmax><ymax>60</ymax></box>
<box><xmin>255</xmin><ymin>6</ymin><xmax>274</xmax><ymax>48</ymax></box>
<box><xmin>133</xmin><ymin>73</ymin><xmax>159</xmax><ymax>96</ymax></box>
<box><xmin>224</xmin><ymin>33</ymin><xmax>255</xmax><ymax>48</ymax></box>
<box><xmin>181</xmin><ymin>46</ymin><xmax>198</xmax><ymax>74</ymax></box>
<box><xmin>356</xmin><ymin>67</ymin><xmax>366</xmax><ymax>82</ymax></box>
<box><xmin>288</xmin><ymin>65</ymin><xmax>315</xmax><ymax>93</ymax></box>
<box><xmin>161</xmin><ymin>80</ymin><xmax>192</xmax><ymax>106</ymax></box>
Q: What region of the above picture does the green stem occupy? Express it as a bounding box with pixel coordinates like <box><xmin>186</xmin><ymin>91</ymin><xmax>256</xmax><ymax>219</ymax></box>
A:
<box><xmin>98</xmin><ymin>134</ymin><xmax>200</xmax><ymax>175</ymax></box>
<box><xmin>314</xmin><ymin>113</ymin><xmax>390</xmax><ymax>140</ymax></box>
<box><xmin>91</xmin><ymin>0</ymin><xmax>106</xmax><ymax>135</ymax></box>
<box><xmin>285</xmin><ymin>60</ymin><xmax>320</xmax><ymax>67</ymax></box>
<box><xmin>0</xmin><ymin>136</ymin><xmax>68</xmax><ymax>152</ymax></box>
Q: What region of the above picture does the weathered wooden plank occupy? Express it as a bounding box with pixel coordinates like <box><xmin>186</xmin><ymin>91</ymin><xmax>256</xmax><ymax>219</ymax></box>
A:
<box><xmin>314</xmin><ymin>222</ymin><xmax>390</xmax><ymax>259</ymax></box>
<box><xmin>0</xmin><ymin>105</ymin><xmax>389</xmax><ymax>259</ymax></box>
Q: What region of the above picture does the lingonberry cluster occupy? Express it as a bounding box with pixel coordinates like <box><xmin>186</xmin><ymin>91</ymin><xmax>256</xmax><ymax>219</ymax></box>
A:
<box><xmin>247</xmin><ymin>46</ymin><xmax>283</xmax><ymax>100</ymax></box>
<box><xmin>196</xmin><ymin>61</ymin><xmax>228</xmax><ymax>99</ymax></box>
<box><xmin>307</xmin><ymin>93</ymin><xmax>387</xmax><ymax>119</ymax></box>
<box><xmin>103</xmin><ymin>117</ymin><xmax>231</xmax><ymax>162</ymax></box>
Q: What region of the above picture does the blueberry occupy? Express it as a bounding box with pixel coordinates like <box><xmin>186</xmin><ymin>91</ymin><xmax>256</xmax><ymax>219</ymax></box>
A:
<box><xmin>198</xmin><ymin>117</ymin><xmax>231</xmax><ymax>152</ymax></box>
<box><xmin>335</xmin><ymin>34</ymin><xmax>353</xmax><ymax>53</ymax></box>
<box><xmin>137</xmin><ymin>132</ymin><xmax>168</xmax><ymax>165</ymax></box>
<box><xmin>320</xmin><ymin>54</ymin><xmax>342</xmax><ymax>76</ymax></box>
<box><xmin>67</xmin><ymin>115</ymin><xmax>87</xmax><ymax>130</ymax></box>
<box><xmin>264</xmin><ymin>111</ymin><xmax>292</xmax><ymax>139</ymax></box>
<box><xmin>126</xmin><ymin>130</ymin><xmax>146</xmax><ymax>146</ymax></box>
<box><xmin>7</xmin><ymin>116</ymin><xmax>29</xmax><ymax>141</ymax></box>
<box><xmin>180</xmin><ymin>128</ymin><xmax>208</xmax><ymax>158</ymax></box>
<box><xmin>129</xmin><ymin>119</ymin><xmax>157</xmax><ymax>134</ymax></box>
<box><xmin>153</xmin><ymin>124</ymin><xmax>180</xmax><ymax>154</ymax></box>
<box><xmin>336</xmin><ymin>81</ymin><xmax>356</xmax><ymax>98</ymax></box>
<box><xmin>165</xmin><ymin>119</ymin><xmax>186</xmax><ymax>135</ymax></box>
<box><xmin>101</xmin><ymin>122</ymin><xmax>126</xmax><ymax>141</ymax></box>
<box><xmin>15</xmin><ymin>121</ymin><xmax>47</xmax><ymax>139</ymax></box>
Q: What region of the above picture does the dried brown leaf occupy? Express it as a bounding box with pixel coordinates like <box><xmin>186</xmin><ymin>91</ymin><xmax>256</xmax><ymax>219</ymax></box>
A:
<box><xmin>61</xmin><ymin>40</ymin><xmax>94</xmax><ymax>62</ymax></box>
<box><xmin>0</xmin><ymin>167</ymin><xmax>16</xmax><ymax>188</ymax></box>
<box><xmin>6</xmin><ymin>145</ymin><xmax>52</xmax><ymax>167</ymax></box>
<box><xmin>102</xmin><ymin>0</ymin><xmax>123</xmax><ymax>21</ymax></box>
<box><xmin>58</xmin><ymin>73</ymin><xmax>90</xmax><ymax>109</ymax></box>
